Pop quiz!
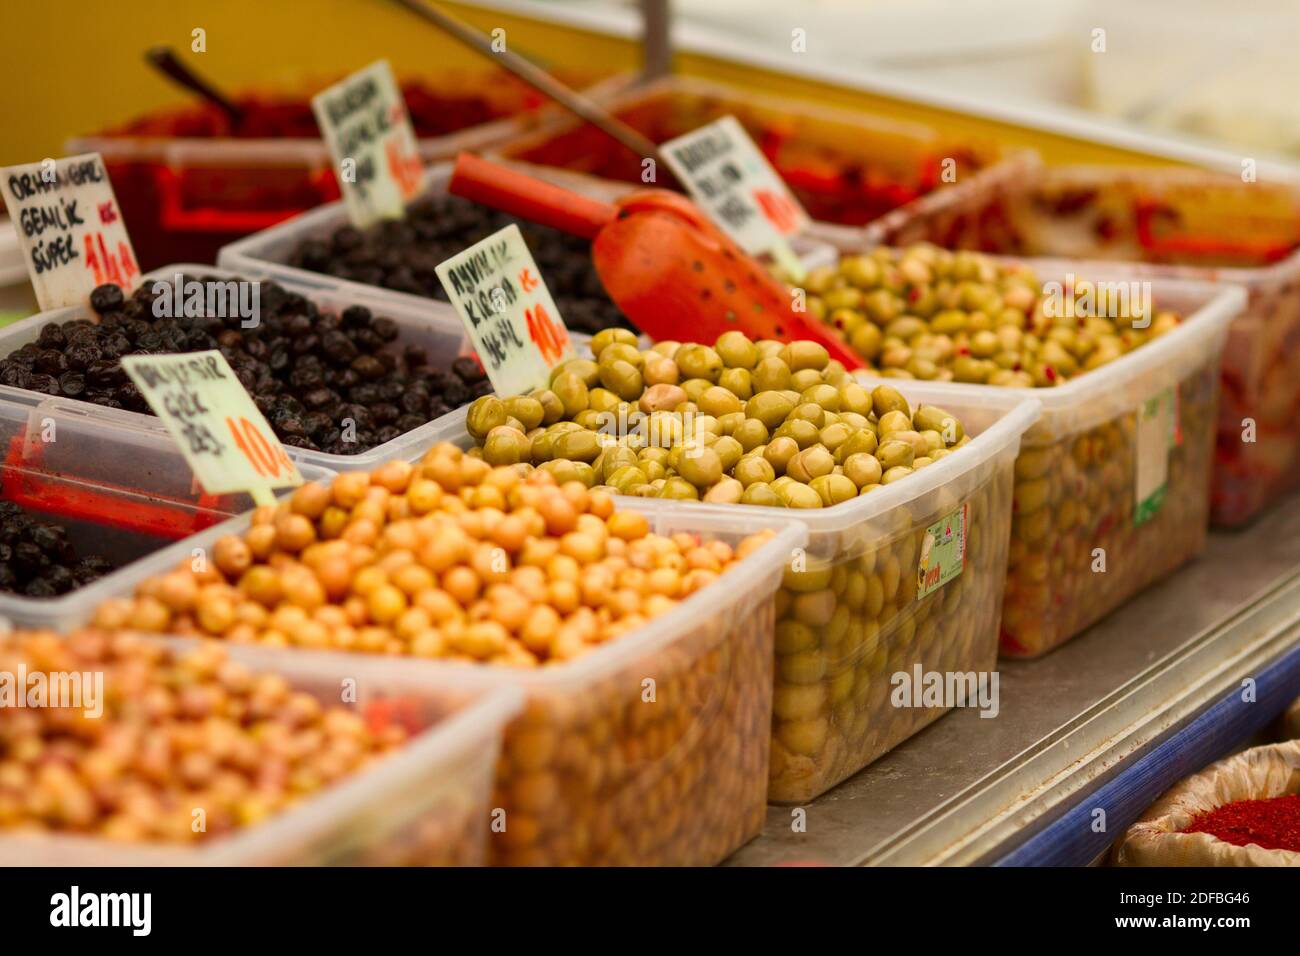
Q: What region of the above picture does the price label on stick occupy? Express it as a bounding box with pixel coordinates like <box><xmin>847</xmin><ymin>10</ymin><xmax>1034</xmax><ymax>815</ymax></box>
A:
<box><xmin>312</xmin><ymin>59</ymin><xmax>423</xmax><ymax>228</ymax></box>
<box><xmin>121</xmin><ymin>350</ymin><xmax>303</xmax><ymax>507</ymax></box>
<box><xmin>435</xmin><ymin>224</ymin><xmax>574</xmax><ymax>396</ymax></box>
<box><xmin>0</xmin><ymin>152</ymin><xmax>140</xmax><ymax>311</ymax></box>
<box><xmin>660</xmin><ymin>116</ymin><xmax>811</xmax><ymax>281</ymax></box>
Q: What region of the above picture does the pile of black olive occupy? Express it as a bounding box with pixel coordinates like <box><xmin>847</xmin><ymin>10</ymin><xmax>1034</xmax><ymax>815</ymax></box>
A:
<box><xmin>0</xmin><ymin>502</ymin><xmax>116</xmax><ymax>598</ymax></box>
<box><xmin>287</xmin><ymin>193</ymin><xmax>633</xmax><ymax>335</ymax></box>
<box><xmin>0</xmin><ymin>278</ymin><xmax>491</xmax><ymax>456</ymax></box>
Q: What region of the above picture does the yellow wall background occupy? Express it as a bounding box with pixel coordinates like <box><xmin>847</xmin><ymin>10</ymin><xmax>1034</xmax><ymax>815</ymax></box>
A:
<box><xmin>0</xmin><ymin>0</ymin><xmax>1179</xmax><ymax>168</ymax></box>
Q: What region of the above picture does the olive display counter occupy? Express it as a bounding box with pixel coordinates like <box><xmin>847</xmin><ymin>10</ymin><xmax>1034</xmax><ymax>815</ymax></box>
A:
<box><xmin>729</xmin><ymin>487</ymin><xmax>1300</xmax><ymax>866</ymax></box>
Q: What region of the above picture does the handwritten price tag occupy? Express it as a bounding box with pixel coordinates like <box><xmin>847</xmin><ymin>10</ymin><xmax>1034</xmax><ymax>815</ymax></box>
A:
<box><xmin>121</xmin><ymin>350</ymin><xmax>303</xmax><ymax>505</ymax></box>
<box><xmin>435</xmin><ymin>224</ymin><xmax>573</xmax><ymax>397</ymax></box>
<box><xmin>0</xmin><ymin>153</ymin><xmax>140</xmax><ymax>311</ymax></box>
<box><xmin>312</xmin><ymin>59</ymin><xmax>423</xmax><ymax>229</ymax></box>
<box><xmin>661</xmin><ymin>116</ymin><xmax>810</xmax><ymax>278</ymax></box>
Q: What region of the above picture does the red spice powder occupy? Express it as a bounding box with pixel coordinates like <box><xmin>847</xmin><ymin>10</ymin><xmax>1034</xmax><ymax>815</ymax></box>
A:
<box><xmin>1184</xmin><ymin>794</ymin><xmax>1300</xmax><ymax>853</ymax></box>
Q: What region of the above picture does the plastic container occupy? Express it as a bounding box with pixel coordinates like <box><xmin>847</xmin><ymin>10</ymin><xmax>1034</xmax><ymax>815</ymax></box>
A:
<box><xmin>0</xmin><ymin>393</ymin><xmax>334</xmax><ymax>629</ymax></box>
<box><xmin>850</xmin><ymin>269</ymin><xmax>1243</xmax><ymax>659</ymax></box>
<box><xmin>487</xmin><ymin>74</ymin><xmax>1033</xmax><ymax>246</ymax></box>
<box><xmin>45</xmin><ymin>490</ymin><xmax>806</xmax><ymax>866</ymax></box>
<box><xmin>0</xmin><ymin>263</ymin><xmax>470</xmax><ymax>474</ymax></box>
<box><xmin>66</xmin><ymin>74</ymin><xmax>584</xmax><ymax>269</ymax></box>
<box><xmin>218</xmin><ymin>160</ymin><xmax>836</xmax><ymax>339</ymax></box>
<box><xmin>0</xmin><ymin>644</ymin><xmax>521</xmax><ymax>866</ymax></box>
<box><xmin>618</xmin><ymin>386</ymin><xmax>1040</xmax><ymax>803</ymax></box>
<box><xmin>863</xmin><ymin>163</ymin><xmax>1300</xmax><ymax>527</ymax></box>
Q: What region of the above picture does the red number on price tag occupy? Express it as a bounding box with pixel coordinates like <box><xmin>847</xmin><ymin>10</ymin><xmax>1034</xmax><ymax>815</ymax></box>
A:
<box><xmin>385</xmin><ymin>139</ymin><xmax>422</xmax><ymax>198</ymax></box>
<box><xmin>753</xmin><ymin>187</ymin><xmax>801</xmax><ymax>234</ymax></box>
<box><xmin>525</xmin><ymin>303</ymin><xmax>567</xmax><ymax>366</ymax></box>
<box><xmin>227</xmin><ymin>416</ymin><xmax>293</xmax><ymax>479</ymax></box>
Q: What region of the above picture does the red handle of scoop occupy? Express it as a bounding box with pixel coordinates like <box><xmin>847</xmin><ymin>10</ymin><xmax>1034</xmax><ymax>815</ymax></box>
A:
<box><xmin>448</xmin><ymin>153</ymin><xmax>866</xmax><ymax>370</ymax></box>
<box><xmin>451</xmin><ymin>153</ymin><xmax>614</xmax><ymax>240</ymax></box>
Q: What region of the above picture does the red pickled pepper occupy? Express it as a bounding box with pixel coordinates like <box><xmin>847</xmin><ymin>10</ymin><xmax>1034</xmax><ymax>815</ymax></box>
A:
<box><xmin>1183</xmin><ymin>793</ymin><xmax>1300</xmax><ymax>852</ymax></box>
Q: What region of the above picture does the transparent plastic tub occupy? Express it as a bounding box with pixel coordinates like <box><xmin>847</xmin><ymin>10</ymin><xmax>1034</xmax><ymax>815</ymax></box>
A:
<box><xmin>0</xmin><ymin>263</ymin><xmax>470</xmax><ymax>474</ymax></box>
<box><xmin>487</xmin><ymin>74</ymin><xmax>1033</xmax><ymax>247</ymax></box>
<box><xmin>45</xmin><ymin>494</ymin><xmax>806</xmax><ymax>866</ymax></box>
<box><xmin>605</xmin><ymin>386</ymin><xmax>1040</xmax><ymax>803</ymax></box>
<box><xmin>852</xmin><ymin>270</ymin><xmax>1244</xmax><ymax>659</ymax></box>
<box><xmin>863</xmin><ymin>163</ymin><xmax>1300</xmax><ymax>527</ymax></box>
<box><xmin>65</xmin><ymin>73</ymin><xmax>586</xmax><ymax>269</ymax></box>
<box><xmin>218</xmin><ymin>161</ymin><xmax>836</xmax><ymax>340</ymax></box>
<box><xmin>0</xmin><ymin>643</ymin><xmax>521</xmax><ymax>866</ymax></box>
<box><xmin>0</xmin><ymin>393</ymin><xmax>334</xmax><ymax>629</ymax></box>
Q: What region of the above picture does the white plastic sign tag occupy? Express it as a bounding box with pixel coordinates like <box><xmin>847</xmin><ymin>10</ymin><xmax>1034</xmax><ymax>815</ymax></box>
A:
<box><xmin>1135</xmin><ymin>387</ymin><xmax>1178</xmax><ymax>525</ymax></box>
<box><xmin>121</xmin><ymin>350</ymin><xmax>303</xmax><ymax>505</ymax></box>
<box><xmin>435</xmin><ymin>224</ymin><xmax>574</xmax><ymax>397</ymax></box>
<box><xmin>0</xmin><ymin>153</ymin><xmax>140</xmax><ymax>311</ymax></box>
<box><xmin>660</xmin><ymin>115</ymin><xmax>810</xmax><ymax>278</ymax></box>
<box><xmin>312</xmin><ymin>59</ymin><xmax>423</xmax><ymax>228</ymax></box>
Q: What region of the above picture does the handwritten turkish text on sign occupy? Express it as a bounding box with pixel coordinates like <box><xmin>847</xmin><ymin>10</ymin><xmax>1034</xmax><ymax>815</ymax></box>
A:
<box><xmin>435</xmin><ymin>224</ymin><xmax>573</xmax><ymax>397</ymax></box>
<box><xmin>660</xmin><ymin>116</ymin><xmax>811</xmax><ymax>257</ymax></box>
<box><xmin>312</xmin><ymin>60</ymin><xmax>423</xmax><ymax>229</ymax></box>
<box><xmin>121</xmin><ymin>351</ymin><xmax>303</xmax><ymax>498</ymax></box>
<box><xmin>0</xmin><ymin>153</ymin><xmax>140</xmax><ymax>311</ymax></box>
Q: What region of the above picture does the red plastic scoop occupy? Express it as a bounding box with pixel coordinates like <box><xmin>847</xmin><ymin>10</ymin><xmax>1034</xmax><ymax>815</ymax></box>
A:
<box><xmin>449</xmin><ymin>153</ymin><xmax>864</xmax><ymax>368</ymax></box>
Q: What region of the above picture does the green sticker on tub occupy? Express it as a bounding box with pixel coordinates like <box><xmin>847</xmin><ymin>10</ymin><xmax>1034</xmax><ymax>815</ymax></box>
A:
<box><xmin>917</xmin><ymin>503</ymin><xmax>968</xmax><ymax>599</ymax></box>
<box><xmin>1135</xmin><ymin>388</ymin><xmax>1177</xmax><ymax>525</ymax></box>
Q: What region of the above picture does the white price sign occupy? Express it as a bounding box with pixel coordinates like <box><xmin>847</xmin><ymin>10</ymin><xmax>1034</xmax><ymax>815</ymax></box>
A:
<box><xmin>0</xmin><ymin>153</ymin><xmax>140</xmax><ymax>311</ymax></box>
<box><xmin>661</xmin><ymin>115</ymin><xmax>810</xmax><ymax>275</ymax></box>
<box><xmin>435</xmin><ymin>224</ymin><xmax>574</xmax><ymax>398</ymax></box>
<box><xmin>312</xmin><ymin>59</ymin><xmax>423</xmax><ymax>228</ymax></box>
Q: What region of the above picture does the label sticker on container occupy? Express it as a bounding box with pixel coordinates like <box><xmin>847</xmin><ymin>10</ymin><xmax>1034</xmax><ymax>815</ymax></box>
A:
<box><xmin>660</xmin><ymin>116</ymin><xmax>810</xmax><ymax>280</ymax></box>
<box><xmin>0</xmin><ymin>153</ymin><xmax>140</xmax><ymax>311</ymax></box>
<box><xmin>312</xmin><ymin>60</ymin><xmax>423</xmax><ymax>229</ymax></box>
<box><xmin>435</xmin><ymin>224</ymin><xmax>574</xmax><ymax>397</ymax></box>
<box><xmin>121</xmin><ymin>350</ymin><xmax>303</xmax><ymax>506</ymax></box>
<box><xmin>917</xmin><ymin>503</ymin><xmax>968</xmax><ymax>599</ymax></box>
<box><xmin>1135</xmin><ymin>387</ymin><xmax>1178</xmax><ymax>525</ymax></box>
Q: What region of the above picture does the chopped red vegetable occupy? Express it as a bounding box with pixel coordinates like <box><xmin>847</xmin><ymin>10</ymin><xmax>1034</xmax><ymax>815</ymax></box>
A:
<box><xmin>1184</xmin><ymin>794</ymin><xmax>1300</xmax><ymax>853</ymax></box>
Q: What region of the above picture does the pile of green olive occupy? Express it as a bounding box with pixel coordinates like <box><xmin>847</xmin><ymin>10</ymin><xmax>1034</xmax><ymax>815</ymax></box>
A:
<box><xmin>803</xmin><ymin>244</ymin><xmax>1182</xmax><ymax>386</ymax></box>
<box><xmin>463</xmin><ymin>329</ymin><xmax>973</xmax><ymax>508</ymax></box>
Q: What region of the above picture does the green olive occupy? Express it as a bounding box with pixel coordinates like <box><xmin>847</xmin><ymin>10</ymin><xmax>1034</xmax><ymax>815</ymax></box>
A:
<box><xmin>914</xmin><ymin>405</ymin><xmax>965</xmax><ymax>443</ymax></box>
<box><xmin>740</xmin><ymin>483</ymin><xmax>784</xmax><ymax>507</ymax></box>
<box><xmin>503</xmin><ymin>395</ymin><xmax>545</xmax><ymax>431</ymax></box>
<box><xmin>734</xmin><ymin>456</ymin><xmax>776</xmax><ymax>487</ymax></box>
<box><xmin>659</xmin><ymin>476</ymin><xmax>700</xmax><ymax>500</ymax></box>
<box><xmin>843</xmin><ymin>452</ymin><xmax>883</xmax><ymax>488</ymax></box>
<box><xmin>799</xmin><ymin>383</ymin><xmax>841</xmax><ymax>412</ymax></box>
<box><xmin>639</xmin><ymin>383</ymin><xmax>688</xmax><ymax>413</ymax></box>
<box><xmin>677</xmin><ymin>446</ymin><xmax>723</xmax><ymax>488</ymax></box>
<box><xmin>587</xmin><ymin>387</ymin><xmax>621</xmax><ymax>413</ymax></box>
<box><xmin>599</xmin><ymin>342</ymin><xmax>644</xmax><ymax>371</ymax></box>
<box><xmin>871</xmin><ymin>384</ymin><xmax>911</xmax><ymax>419</ymax></box>
<box><xmin>745</xmin><ymin>391</ymin><xmax>796</xmax><ymax>429</ymax></box>
<box><xmin>552</xmin><ymin>357</ymin><xmax>600</xmax><ymax>388</ymax></box>
<box><xmin>789</xmin><ymin>369</ymin><xmax>825</xmax><ymax>393</ymax></box>
<box><xmin>764</xmin><ymin>436</ymin><xmax>800</xmax><ymax>475</ymax></box>
<box><xmin>876</xmin><ymin>409</ymin><xmax>912</xmax><ymax>438</ymax></box>
<box><xmin>607</xmin><ymin>465</ymin><xmax>649</xmax><ymax>494</ymax></box>
<box><xmin>774</xmin><ymin>418</ymin><xmax>820</xmax><ymax>449</ymax></box>
<box><xmin>850</xmin><ymin>324</ymin><xmax>883</xmax><ymax>360</ymax></box>
<box><xmin>553</xmin><ymin>429</ymin><xmax>603</xmax><ymax>463</ymax></box>
<box><xmin>715</xmin><ymin>331</ymin><xmax>760</xmax><ymax>369</ymax></box>
<box><xmin>598</xmin><ymin>360</ymin><xmax>644</xmax><ymax>402</ymax></box>
<box><xmin>786</xmin><ymin>446</ymin><xmax>834</xmax><ymax>483</ymax></box>
<box><xmin>780</xmin><ymin>483</ymin><xmax>824</xmax><ymax>509</ymax></box>
<box><xmin>880</xmin><ymin>465</ymin><xmax>914</xmax><ymax>485</ymax></box>
<box><xmin>838</xmin><ymin>382</ymin><xmax>873</xmax><ymax>416</ymax></box>
<box><xmin>711</xmin><ymin>435</ymin><xmax>743</xmax><ymax>472</ymax></box>
<box><xmin>680</xmin><ymin>378</ymin><xmax>713</xmax><ymax>404</ymax></box>
<box><xmin>780</xmin><ymin>341</ymin><xmax>830</xmax><ymax>372</ymax></box>
<box><xmin>703</xmin><ymin>477</ymin><xmax>744</xmax><ymax>504</ymax></box>
<box><xmin>675</xmin><ymin>344</ymin><xmax>724</xmax><ymax>382</ymax></box>
<box><xmin>482</xmin><ymin>426</ymin><xmax>531</xmax><ymax>465</ymax></box>
<box><xmin>875</xmin><ymin>439</ymin><xmax>915</xmax><ymax>471</ymax></box>
<box><xmin>699</xmin><ymin>385</ymin><xmax>742</xmax><ymax>417</ymax></box>
<box><xmin>530</xmin><ymin>388</ymin><xmax>565</xmax><ymax>425</ymax></box>
<box><xmin>590</xmin><ymin>328</ymin><xmax>638</xmax><ymax>359</ymax></box>
<box><xmin>733</xmin><ymin>418</ymin><xmax>769</xmax><ymax>451</ymax></box>
<box><xmin>818</xmin><ymin>422</ymin><xmax>853</xmax><ymax>454</ymax></box>
<box><xmin>835</xmin><ymin>428</ymin><xmax>878</xmax><ymax>462</ymax></box>
<box><xmin>541</xmin><ymin>459</ymin><xmax>596</xmax><ymax>487</ymax></box>
<box><xmin>751</xmin><ymin>356</ymin><xmax>793</xmax><ymax>392</ymax></box>
<box><xmin>787</xmin><ymin>402</ymin><xmax>825</xmax><ymax>429</ymax></box>
<box><xmin>466</xmin><ymin>396</ymin><xmax>508</xmax><ymax>440</ymax></box>
<box><xmin>810</xmin><ymin>474</ymin><xmax>858</xmax><ymax>506</ymax></box>
<box><xmin>551</xmin><ymin>371</ymin><xmax>591</xmax><ymax>417</ymax></box>
<box><xmin>717</xmin><ymin>367</ymin><xmax>753</xmax><ymax>400</ymax></box>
